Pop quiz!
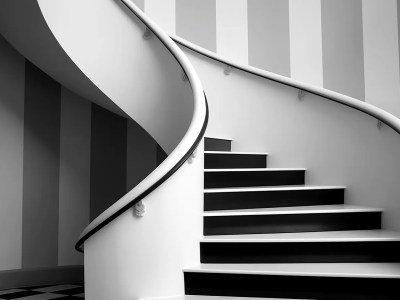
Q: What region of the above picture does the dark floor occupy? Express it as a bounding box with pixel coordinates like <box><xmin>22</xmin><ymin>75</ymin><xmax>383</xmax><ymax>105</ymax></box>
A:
<box><xmin>0</xmin><ymin>283</ymin><xmax>84</xmax><ymax>299</ymax></box>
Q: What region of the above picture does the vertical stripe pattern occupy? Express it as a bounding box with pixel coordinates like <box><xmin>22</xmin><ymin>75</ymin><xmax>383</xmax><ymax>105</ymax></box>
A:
<box><xmin>248</xmin><ymin>0</ymin><xmax>291</xmax><ymax>76</ymax></box>
<box><xmin>90</xmin><ymin>104</ymin><xmax>128</xmax><ymax>221</ymax></box>
<box><xmin>176</xmin><ymin>0</ymin><xmax>217</xmax><ymax>51</ymax></box>
<box><xmin>0</xmin><ymin>35</ymin><xmax>25</xmax><ymax>271</ymax></box>
<box><xmin>321</xmin><ymin>0</ymin><xmax>365</xmax><ymax>100</ymax></box>
<box><xmin>126</xmin><ymin>120</ymin><xmax>157</xmax><ymax>191</ymax></box>
<box><xmin>22</xmin><ymin>61</ymin><xmax>61</xmax><ymax>268</ymax></box>
<box><xmin>58</xmin><ymin>87</ymin><xmax>91</xmax><ymax>266</ymax></box>
<box><xmin>289</xmin><ymin>0</ymin><xmax>323</xmax><ymax>86</ymax></box>
<box><xmin>216</xmin><ymin>0</ymin><xmax>248</xmax><ymax>65</ymax></box>
<box><xmin>0</xmin><ymin>33</ymin><xmax>167</xmax><ymax>273</ymax></box>
<box><xmin>362</xmin><ymin>0</ymin><xmax>400</xmax><ymax>117</ymax></box>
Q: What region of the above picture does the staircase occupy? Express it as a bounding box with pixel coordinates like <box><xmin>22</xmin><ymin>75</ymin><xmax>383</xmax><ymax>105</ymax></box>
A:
<box><xmin>182</xmin><ymin>137</ymin><xmax>400</xmax><ymax>300</ymax></box>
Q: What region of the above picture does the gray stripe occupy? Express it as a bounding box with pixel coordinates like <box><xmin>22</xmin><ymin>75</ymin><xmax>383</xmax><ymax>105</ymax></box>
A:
<box><xmin>58</xmin><ymin>87</ymin><xmax>90</xmax><ymax>266</ymax></box>
<box><xmin>90</xmin><ymin>104</ymin><xmax>127</xmax><ymax>221</ymax></box>
<box><xmin>0</xmin><ymin>35</ymin><xmax>25</xmax><ymax>271</ymax></box>
<box><xmin>321</xmin><ymin>0</ymin><xmax>365</xmax><ymax>100</ymax></box>
<box><xmin>156</xmin><ymin>144</ymin><xmax>167</xmax><ymax>166</ymax></box>
<box><xmin>248</xmin><ymin>0</ymin><xmax>291</xmax><ymax>76</ymax></box>
<box><xmin>126</xmin><ymin>120</ymin><xmax>157</xmax><ymax>191</ymax></box>
<box><xmin>176</xmin><ymin>0</ymin><xmax>217</xmax><ymax>51</ymax></box>
<box><xmin>22</xmin><ymin>61</ymin><xmax>61</xmax><ymax>268</ymax></box>
<box><xmin>130</xmin><ymin>0</ymin><xmax>144</xmax><ymax>11</ymax></box>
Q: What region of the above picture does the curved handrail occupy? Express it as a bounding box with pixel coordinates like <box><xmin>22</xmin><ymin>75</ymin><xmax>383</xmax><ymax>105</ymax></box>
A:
<box><xmin>75</xmin><ymin>0</ymin><xmax>208</xmax><ymax>252</ymax></box>
<box><xmin>171</xmin><ymin>35</ymin><xmax>400</xmax><ymax>135</ymax></box>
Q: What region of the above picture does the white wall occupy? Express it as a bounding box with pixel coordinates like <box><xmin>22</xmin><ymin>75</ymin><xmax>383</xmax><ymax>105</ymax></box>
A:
<box><xmin>182</xmin><ymin>47</ymin><xmax>400</xmax><ymax>232</ymax></box>
<box><xmin>289</xmin><ymin>0</ymin><xmax>323</xmax><ymax>86</ymax></box>
<box><xmin>363</xmin><ymin>0</ymin><xmax>400</xmax><ymax>118</ymax></box>
<box><xmin>216</xmin><ymin>0</ymin><xmax>248</xmax><ymax>65</ymax></box>
<box><xmin>85</xmin><ymin>143</ymin><xmax>204</xmax><ymax>300</ymax></box>
<box><xmin>38</xmin><ymin>0</ymin><xmax>193</xmax><ymax>154</ymax></box>
<box><xmin>145</xmin><ymin>0</ymin><xmax>175</xmax><ymax>34</ymax></box>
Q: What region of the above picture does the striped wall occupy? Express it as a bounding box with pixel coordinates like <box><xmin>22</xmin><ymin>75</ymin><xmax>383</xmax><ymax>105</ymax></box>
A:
<box><xmin>140</xmin><ymin>0</ymin><xmax>400</xmax><ymax>118</ymax></box>
<box><xmin>22</xmin><ymin>60</ymin><xmax>61</xmax><ymax>268</ymax></box>
<box><xmin>0</xmin><ymin>35</ymin><xmax>164</xmax><ymax>275</ymax></box>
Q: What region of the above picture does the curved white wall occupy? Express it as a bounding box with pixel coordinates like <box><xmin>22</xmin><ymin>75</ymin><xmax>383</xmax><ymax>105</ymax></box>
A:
<box><xmin>181</xmin><ymin>47</ymin><xmax>400</xmax><ymax>232</ymax></box>
<box><xmin>38</xmin><ymin>0</ymin><xmax>193</xmax><ymax>153</ymax></box>
<box><xmin>84</xmin><ymin>143</ymin><xmax>204</xmax><ymax>300</ymax></box>
<box><xmin>0</xmin><ymin>0</ymin><xmax>125</xmax><ymax>117</ymax></box>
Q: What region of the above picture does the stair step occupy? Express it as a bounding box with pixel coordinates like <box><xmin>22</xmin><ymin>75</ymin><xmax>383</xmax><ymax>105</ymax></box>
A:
<box><xmin>203</xmin><ymin>205</ymin><xmax>382</xmax><ymax>235</ymax></box>
<box><xmin>204</xmin><ymin>137</ymin><xmax>233</xmax><ymax>152</ymax></box>
<box><xmin>205</xmin><ymin>152</ymin><xmax>268</xmax><ymax>169</ymax></box>
<box><xmin>200</xmin><ymin>230</ymin><xmax>400</xmax><ymax>263</ymax></box>
<box><xmin>141</xmin><ymin>296</ymin><xmax>306</xmax><ymax>300</ymax></box>
<box><xmin>202</xmin><ymin>230</ymin><xmax>400</xmax><ymax>242</ymax></box>
<box><xmin>184</xmin><ymin>264</ymin><xmax>400</xmax><ymax>299</ymax></box>
<box><xmin>204</xmin><ymin>185</ymin><xmax>345</xmax><ymax>211</ymax></box>
<box><xmin>204</xmin><ymin>151</ymin><xmax>269</xmax><ymax>155</ymax></box>
<box><xmin>204</xmin><ymin>168</ymin><xmax>306</xmax><ymax>188</ymax></box>
<box><xmin>204</xmin><ymin>205</ymin><xmax>382</xmax><ymax>216</ymax></box>
<box><xmin>184</xmin><ymin>263</ymin><xmax>400</xmax><ymax>278</ymax></box>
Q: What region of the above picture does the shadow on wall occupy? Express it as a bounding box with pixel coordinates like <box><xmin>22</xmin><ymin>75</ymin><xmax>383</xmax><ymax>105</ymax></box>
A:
<box><xmin>0</xmin><ymin>35</ymin><xmax>165</xmax><ymax>284</ymax></box>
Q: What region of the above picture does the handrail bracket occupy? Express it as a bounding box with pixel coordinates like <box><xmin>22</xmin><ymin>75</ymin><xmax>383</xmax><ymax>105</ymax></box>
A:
<box><xmin>142</xmin><ymin>27</ymin><xmax>152</xmax><ymax>40</ymax></box>
<box><xmin>224</xmin><ymin>65</ymin><xmax>233</xmax><ymax>75</ymax></box>
<box><xmin>188</xmin><ymin>149</ymin><xmax>197</xmax><ymax>164</ymax></box>
<box><xmin>298</xmin><ymin>89</ymin><xmax>306</xmax><ymax>100</ymax></box>
<box><xmin>134</xmin><ymin>200</ymin><xmax>145</xmax><ymax>217</ymax></box>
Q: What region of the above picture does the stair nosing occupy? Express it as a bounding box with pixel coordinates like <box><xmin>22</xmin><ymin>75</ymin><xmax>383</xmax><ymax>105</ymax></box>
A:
<box><xmin>204</xmin><ymin>185</ymin><xmax>346</xmax><ymax>193</ymax></box>
<box><xmin>184</xmin><ymin>263</ymin><xmax>400</xmax><ymax>278</ymax></box>
<box><xmin>200</xmin><ymin>230</ymin><xmax>400</xmax><ymax>243</ymax></box>
<box><xmin>204</xmin><ymin>205</ymin><xmax>383</xmax><ymax>217</ymax></box>
<box><xmin>204</xmin><ymin>136</ymin><xmax>234</xmax><ymax>141</ymax></box>
<box><xmin>204</xmin><ymin>151</ymin><xmax>268</xmax><ymax>155</ymax></box>
<box><xmin>204</xmin><ymin>168</ymin><xmax>306</xmax><ymax>172</ymax></box>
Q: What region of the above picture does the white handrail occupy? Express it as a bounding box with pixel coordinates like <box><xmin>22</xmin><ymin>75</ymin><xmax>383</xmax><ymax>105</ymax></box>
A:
<box><xmin>171</xmin><ymin>35</ymin><xmax>400</xmax><ymax>135</ymax></box>
<box><xmin>76</xmin><ymin>0</ymin><xmax>207</xmax><ymax>251</ymax></box>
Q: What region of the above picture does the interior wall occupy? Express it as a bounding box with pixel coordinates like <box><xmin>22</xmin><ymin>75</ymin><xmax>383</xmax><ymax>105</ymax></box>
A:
<box><xmin>176</xmin><ymin>0</ymin><xmax>216</xmax><ymax>51</ymax></box>
<box><xmin>289</xmin><ymin>0</ymin><xmax>323</xmax><ymax>87</ymax></box>
<box><xmin>248</xmin><ymin>0</ymin><xmax>291</xmax><ymax>77</ymax></box>
<box><xmin>362</xmin><ymin>0</ymin><xmax>400</xmax><ymax>117</ymax></box>
<box><xmin>58</xmin><ymin>87</ymin><xmax>91</xmax><ymax>266</ymax></box>
<box><xmin>0</xmin><ymin>34</ymin><xmax>25</xmax><ymax>272</ymax></box>
<box><xmin>90</xmin><ymin>104</ymin><xmax>128</xmax><ymax>221</ymax></box>
<box><xmin>182</xmin><ymin>47</ymin><xmax>400</xmax><ymax>233</ymax></box>
<box><xmin>22</xmin><ymin>60</ymin><xmax>61</xmax><ymax>268</ymax></box>
<box><xmin>216</xmin><ymin>0</ymin><xmax>248</xmax><ymax>65</ymax></box>
<box><xmin>0</xmin><ymin>35</ymin><xmax>165</xmax><ymax>275</ymax></box>
<box><xmin>142</xmin><ymin>0</ymin><xmax>400</xmax><ymax>118</ymax></box>
<box><xmin>321</xmin><ymin>0</ymin><xmax>365</xmax><ymax>100</ymax></box>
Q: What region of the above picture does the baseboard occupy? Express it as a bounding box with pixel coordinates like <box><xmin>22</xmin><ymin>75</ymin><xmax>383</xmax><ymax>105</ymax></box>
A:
<box><xmin>0</xmin><ymin>265</ymin><xmax>84</xmax><ymax>290</ymax></box>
